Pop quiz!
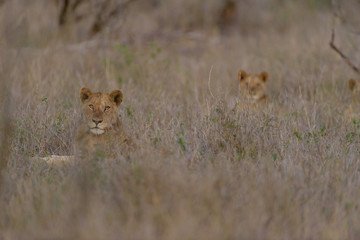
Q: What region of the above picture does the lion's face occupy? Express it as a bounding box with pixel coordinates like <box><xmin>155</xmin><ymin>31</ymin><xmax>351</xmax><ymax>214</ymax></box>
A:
<box><xmin>238</xmin><ymin>70</ymin><xmax>268</xmax><ymax>101</ymax></box>
<box><xmin>80</xmin><ymin>88</ymin><xmax>123</xmax><ymax>135</ymax></box>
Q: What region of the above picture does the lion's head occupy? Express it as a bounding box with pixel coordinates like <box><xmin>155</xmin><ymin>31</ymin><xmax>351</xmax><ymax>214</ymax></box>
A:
<box><xmin>238</xmin><ymin>70</ymin><xmax>268</xmax><ymax>102</ymax></box>
<box><xmin>80</xmin><ymin>88</ymin><xmax>123</xmax><ymax>135</ymax></box>
<box><xmin>349</xmin><ymin>79</ymin><xmax>360</xmax><ymax>94</ymax></box>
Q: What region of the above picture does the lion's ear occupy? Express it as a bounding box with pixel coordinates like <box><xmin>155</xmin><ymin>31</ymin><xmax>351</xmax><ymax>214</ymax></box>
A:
<box><xmin>80</xmin><ymin>88</ymin><xmax>93</xmax><ymax>103</ymax></box>
<box><xmin>109</xmin><ymin>90</ymin><xmax>123</xmax><ymax>106</ymax></box>
<box><xmin>349</xmin><ymin>79</ymin><xmax>357</xmax><ymax>91</ymax></box>
<box><xmin>260</xmin><ymin>72</ymin><xmax>268</xmax><ymax>83</ymax></box>
<box><xmin>238</xmin><ymin>70</ymin><xmax>247</xmax><ymax>82</ymax></box>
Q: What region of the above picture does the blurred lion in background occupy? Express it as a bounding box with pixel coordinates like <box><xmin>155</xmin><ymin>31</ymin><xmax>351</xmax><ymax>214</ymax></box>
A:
<box><xmin>236</xmin><ymin>70</ymin><xmax>269</xmax><ymax>111</ymax></box>
<box><xmin>345</xmin><ymin>78</ymin><xmax>360</xmax><ymax>121</ymax></box>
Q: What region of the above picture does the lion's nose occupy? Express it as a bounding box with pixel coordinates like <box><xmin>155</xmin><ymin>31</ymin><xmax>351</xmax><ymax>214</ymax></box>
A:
<box><xmin>92</xmin><ymin>119</ymin><xmax>103</xmax><ymax>125</ymax></box>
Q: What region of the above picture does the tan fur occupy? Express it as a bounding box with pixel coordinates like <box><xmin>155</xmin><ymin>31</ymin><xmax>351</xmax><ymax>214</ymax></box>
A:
<box><xmin>40</xmin><ymin>155</ymin><xmax>75</xmax><ymax>166</ymax></box>
<box><xmin>76</xmin><ymin>88</ymin><xmax>133</xmax><ymax>157</ymax></box>
<box><xmin>345</xmin><ymin>79</ymin><xmax>360</xmax><ymax>121</ymax></box>
<box><xmin>349</xmin><ymin>78</ymin><xmax>359</xmax><ymax>93</ymax></box>
<box><xmin>237</xmin><ymin>70</ymin><xmax>269</xmax><ymax>111</ymax></box>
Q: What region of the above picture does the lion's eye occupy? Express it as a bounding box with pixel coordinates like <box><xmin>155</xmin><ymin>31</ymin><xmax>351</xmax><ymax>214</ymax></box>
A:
<box><xmin>89</xmin><ymin>104</ymin><xmax>94</xmax><ymax>111</ymax></box>
<box><xmin>104</xmin><ymin>106</ymin><xmax>110</xmax><ymax>112</ymax></box>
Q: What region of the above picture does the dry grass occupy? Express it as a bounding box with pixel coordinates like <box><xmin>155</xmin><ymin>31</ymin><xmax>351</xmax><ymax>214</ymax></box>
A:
<box><xmin>1</xmin><ymin>0</ymin><xmax>360</xmax><ymax>239</ymax></box>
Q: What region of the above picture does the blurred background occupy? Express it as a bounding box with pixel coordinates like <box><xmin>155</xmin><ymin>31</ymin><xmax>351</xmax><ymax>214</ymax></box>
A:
<box><xmin>0</xmin><ymin>0</ymin><xmax>358</xmax><ymax>46</ymax></box>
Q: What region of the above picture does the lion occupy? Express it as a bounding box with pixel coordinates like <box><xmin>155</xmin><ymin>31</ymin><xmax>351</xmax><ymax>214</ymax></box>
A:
<box><xmin>349</xmin><ymin>78</ymin><xmax>360</xmax><ymax>94</ymax></box>
<box><xmin>236</xmin><ymin>70</ymin><xmax>269</xmax><ymax>111</ymax></box>
<box><xmin>75</xmin><ymin>87</ymin><xmax>133</xmax><ymax>158</ymax></box>
<box><xmin>345</xmin><ymin>78</ymin><xmax>360</xmax><ymax>121</ymax></box>
<box><xmin>36</xmin><ymin>87</ymin><xmax>133</xmax><ymax>166</ymax></box>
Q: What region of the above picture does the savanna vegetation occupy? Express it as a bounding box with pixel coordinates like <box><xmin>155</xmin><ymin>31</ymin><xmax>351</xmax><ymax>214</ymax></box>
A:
<box><xmin>1</xmin><ymin>0</ymin><xmax>360</xmax><ymax>239</ymax></box>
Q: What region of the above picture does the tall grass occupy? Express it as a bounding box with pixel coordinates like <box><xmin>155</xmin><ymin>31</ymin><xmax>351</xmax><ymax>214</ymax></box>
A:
<box><xmin>1</xmin><ymin>1</ymin><xmax>360</xmax><ymax>239</ymax></box>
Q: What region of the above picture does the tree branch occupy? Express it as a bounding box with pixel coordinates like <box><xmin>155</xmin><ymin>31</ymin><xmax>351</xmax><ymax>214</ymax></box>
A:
<box><xmin>329</xmin><ymin>2</ymin><xmax>360</xmax><ymax>75</ymax></box>
<box><xmin>89</xmin><ymin>0</ymin><xmax>137</xmax><ymax>37</ymax></box>
<box><xmin>59</xmin><ymin>0</ymin><xmax>70</xmax><ymax>26</ymax></box>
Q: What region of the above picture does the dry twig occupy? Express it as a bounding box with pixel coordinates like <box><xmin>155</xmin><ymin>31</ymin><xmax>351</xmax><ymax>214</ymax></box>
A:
<box><xmin>329</xmin><ymin>2</ymin><xmax>360</xmax><ymax>75</ymax></box>
<box><xmin>207</xmin><ymin>65</ymin><xmax>215</xmax><ymax>99</ymax></box>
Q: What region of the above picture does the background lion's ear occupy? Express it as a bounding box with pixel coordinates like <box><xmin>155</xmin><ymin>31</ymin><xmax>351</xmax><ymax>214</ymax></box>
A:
<box><xmin>80</xmin><ymin>88</ymin><xmax>92</xmax><ymax>103</ymax></box>
<box><xmin>238</xmin><ymin>70</ymin><xmax>247</xmax><ymax>82</ymax></box>
<box><xmin>109</xmin><ymin>90</ymin><xmax>123</xmax><ymax>106</ymax></box>
<box><xmin>260</xmin><ymin>72</ymin><xmax>268</xmax><ymax>82</ymax></box>
<box><xmin>349</xmin><ymin>79</ymin><xmax>357</xmax><ymax>91</ymax></box>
